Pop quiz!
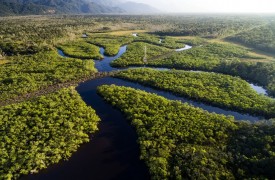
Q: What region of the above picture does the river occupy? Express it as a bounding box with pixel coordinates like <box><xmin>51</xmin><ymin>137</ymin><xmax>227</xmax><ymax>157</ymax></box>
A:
<box><xmin>22</xmin><ymin>43</ymin><xmax>268</xmax><ymax>180</ymax></box>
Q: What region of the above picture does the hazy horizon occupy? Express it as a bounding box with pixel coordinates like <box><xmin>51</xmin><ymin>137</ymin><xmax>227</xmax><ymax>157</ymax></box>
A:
<box><xmin>122</xmin><ymin>0</ymin><xmax>275</xmax><ymax>13</ymax></box>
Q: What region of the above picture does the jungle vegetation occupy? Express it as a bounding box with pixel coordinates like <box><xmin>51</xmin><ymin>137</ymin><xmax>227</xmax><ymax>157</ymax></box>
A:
<box><xmin>144</xmin><ymin>43</ymin><xmax>275</xmax><ymax>97</ymax></box>
<box><xmin>86</xmin><ymin>34</ymin><xmax>134</xmax><ymax>56</ymax></box>
<box><xmin>111</xmin><ymin>42</ymin><xmax>259</xmax><ymax>67</ymax></box>
<box><xmin>135</xmin><ymin>33</ymin><xmax>185</xmax><ymax>49</ymax></box>
<box><xmin>174</xmin><ymin>37</ymin><xmax>208</xmax><ymax>46</ymax></box>
<box><xmin>153</xmin><ymin>15</ymin><xmax>266</xmax><ymax>38</ymax></box>
<box><xmin>228</xmin><ymin>22</ymin><xmax>275</xmax><ymax>54</ymax></box>
<box><xmin>57</xmin><ymin>41</ymin><xmax>103</xmax><ymax>59</ymax></box>
<box><xmin>114</xmin><ymin>68</ymin><xmax>275</xmax><ymax>118</ymax></box>
<box><xmin>1</xmin><ymin>14</ymin><xmax>275</xmax><ymax>179</ymax></box>
<box><xmin>0</xmin><ymin>87</ymin><xmax>100</xmax><ymax>179</ymax></box>
<box><xmin>98</xmin><ymin>85</ymin><xmax>275</xmax><ymax>180</ymax></box>
<box><xmin>111</xmin><ymin>42</ymin><xmax>171</xmax><ymax>67</ymax></box>
<box><xmin>0</xmin><ymin>51</ymin><xmax>97</xmax><ymax>101</ymax></box>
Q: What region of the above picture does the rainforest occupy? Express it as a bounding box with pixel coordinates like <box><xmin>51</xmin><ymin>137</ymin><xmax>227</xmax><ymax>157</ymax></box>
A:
<box><xmin>0</xmin><ymin>14</ymin><xmax>275</xmax><ymax>180</ymax></box>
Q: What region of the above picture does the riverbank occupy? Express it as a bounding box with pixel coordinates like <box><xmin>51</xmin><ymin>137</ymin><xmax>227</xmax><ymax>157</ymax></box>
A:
<box><xmin>0</xmin><ymin>72</ymin><xmax>114</xmax><ymax>107</ymax></box>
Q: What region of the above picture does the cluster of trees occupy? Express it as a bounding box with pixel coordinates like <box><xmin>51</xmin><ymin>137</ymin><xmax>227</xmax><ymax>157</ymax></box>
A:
<box><xmin>0</xmin><ymin>15</ymin><xmax>106</xmax><ymax>56</ymax></box>
<box><xmin>175</xmin><ymin>37</ymin><xmax>208</xmax><ymax>46</ymax></box>
<box><xmin>0</xmin><ymin>18</ymin><xmax>65</xmax><ymax>55</ymax></box>
<box><xmin>227</xmin><ymin>120</ymin><xmax>275</xmax><ymax>179</ymax></box>
<box><xmin>165</xmin><ymin>42</ymin><xmax>254</xmax><ymax>60</ymax></box>
<box><xmin>154</xmin><ymin>15</ymin><xmax>266</xmax><ymax>38</ymax></box>
<box><xmin>57</xmin><ymin>41</ymin><xmax>103</xmax><ymax>59</ymax></box>
<box><xmin>135</xmin><ymin>33</ymin><xmax>185</xmax><ymax>49</ymax></box>
<box><xmin>97</xmin><ymin>85</ymin><xmax>275</xmax><ymax>179</ymax></box>
<box><xmin>85</xmin><ymin>32</ymin><xmax>185</xmax><ymax>61</ymax></box>
<box><xmin>0</xmin><ymin>40</ymin><xmax>44</xmax><ymax>56</ymax></box>
<box><xmin>145</xmin><ymin>43</ymin><xmax>275</xmax><ymax>97</ymax></box>
<box><xmin>111</xmin><ymin>42</ymin><xmax>171</xmax><ymax>67</ymax></box>
<box><xmin>0</xmin><ymin>87</ymin><xmax>100</xmax><ymax>179</ymax></box>
<box><xmin>1</xmin><ymin>14</ymin><xmax>275</xmax><ymax>179</ymax></box>
<box><xmin>87</xmin><ymin>34</ymin><xmax>134</xmax><ymax>56</ymax></box>
<box><xmin>114</xmin><ymin>68</ymin><xmax>275</xmax><ymax>118</ymax></box>
<box><xmin>115</xmin><ymin>42</ymin><xmax>256</xmax><ymax>69</ymax></box>
<box><xmin>228</xmin><ymin>23</ymin><xmax>275</xmax><ymax>54</ymax></box>
<box><xmin>214</xmin><ymin>61</ymin><xmax>275</xmax><ymax>97</ymax></box>
<box><xmin>0</xmin><ymin>51</ymin><xmax>97</xmax><ymax>101</ymax></box>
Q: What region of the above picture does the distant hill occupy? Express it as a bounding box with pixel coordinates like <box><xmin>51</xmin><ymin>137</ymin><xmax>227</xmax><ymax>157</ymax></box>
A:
<box><xmin>0</xmin><ymin>0</ymin><xmax>125</xmax><ymax>16</ymax></box>
<box><xmin>118</xmin><ymin>1</ymin><xmax>160</xmax><ymax>14</ymax></box>
<box><xmin>0</xmin><ymin>0</ymin><xmax>160</xmax><ymax>16</ymax></box>
<box><xmin>88</xmin><ymin>0</ymin><xmax>120</xmax><ymax>7</ymax></box>
<box><xmin>89</xmin><ymin>0</ymin><xmax>161</xmax><ymax>14</ymax></box>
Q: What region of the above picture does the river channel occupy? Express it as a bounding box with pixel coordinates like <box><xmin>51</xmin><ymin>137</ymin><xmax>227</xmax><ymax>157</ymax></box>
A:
<box><xmin>23</xmin><ymin>44</ymin><xmax>267</xmax><ymax>180</ymax></box>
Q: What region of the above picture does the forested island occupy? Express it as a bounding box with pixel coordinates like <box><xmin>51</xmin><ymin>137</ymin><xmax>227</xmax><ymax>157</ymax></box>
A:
<box><xmin>0</xmin><ymin>14</ymin><xmax>275</xmax><ymax>179</ymax></box>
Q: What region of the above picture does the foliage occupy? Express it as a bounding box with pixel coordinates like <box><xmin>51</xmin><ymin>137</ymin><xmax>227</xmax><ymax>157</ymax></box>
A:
<box><xmin>87</xmin><ymin>34</ymin><xmax>134</xmax><ymax>56</ymax></box>
<box><xmin>228</xmin><ymin>120</ymin><xmax>275</xmax><ymax>179</ymax></box>
<box><xmin>149</xmin><ymin>43</ymin><xmax>254</xmax><ymax>67</ymax></box>
<box><xmin>116</xmin><ymin>42</ymin><xmax>256</xmax><ymax>72</ymax></box>
<box><xmin>57</xmin><ymin>41</ymin><xmax>103</xmax><ymax>59</ymax></box>
<box><xmin>98</xmin><ymin>84</ymin><xmax>237</xmax><ymax>179</ymax></box>
<box><xmin>144</xmin><ymin>43</ymin><xmax>275</xmax><ymax>96</ymax></box>
<box><xmin>0</xmin><ymin>87</ymin><xmax>100</xmax><ymax>179</ymax></box>
<box><xmin>228</xmin><ymin>23</ymin><xmax>275</xmax><ymax>54</ymax></box>
<box><xmin>0</xmin><ymin>18</ymin><xmax>68</xmax><ymax>55</ymax></box>
<box><xmin>154</xmin><ymin>15</ymin><xmax>266</xmax><ymax>38</ymax></box>
<box><xmin>97</xmin><ymin>85</ymin><xmax>275</xmax><ymax>179</ymax></box>
<box><xmin>0</xmin><ymin>40</ymin><xmax>43</xmax><ymax>56</ymax></box>
<box><xmin>135</xmin><ymin>33</ymin><xmax>185</xmax><ymax>49</ymax></box>
<box><xmin>176</xmin><ymin>37</ymin><xmax>208</xmax><ymax>46</ymax></box>
<box><xmin>0</xmin><ymin>50</ymin><xmax>97</xmax><ymax>101</ymax></box>
<box><xmin>1</xmin><ymin>14</ymin><xmax>275</xmax><ymax>179</ymax></box>
<box><xmin>114</xmin><ymin>68</ymin><xmax>275</xmax><ymax>118</ymax></box>
<box><xmin>111</xmin><ymin>42</ymin><xmax>171</xmax><ymax>67</ymax></box>
<box><xmin>214</xmin><ymin>61</ymin><xmax>275</xmax><ymax>97</ymax></box>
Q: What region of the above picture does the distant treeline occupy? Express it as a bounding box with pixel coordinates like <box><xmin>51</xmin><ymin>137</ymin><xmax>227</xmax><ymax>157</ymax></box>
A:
<box><xmin>227</xmin><ymin>22</ymin><xmax>275</xmax><ymax>54</ymax></box>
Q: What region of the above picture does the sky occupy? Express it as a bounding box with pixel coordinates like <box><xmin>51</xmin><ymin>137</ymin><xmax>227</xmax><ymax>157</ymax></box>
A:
<box><xmin>125</xmin><ymin>0</ymin><xmax>275</xmax><ymax>13</ymax></box>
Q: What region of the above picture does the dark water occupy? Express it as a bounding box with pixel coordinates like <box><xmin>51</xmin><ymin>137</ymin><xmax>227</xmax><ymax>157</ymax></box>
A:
<box><xmin>94</xmin><ymin>46</ymin><xmax>127</xmax><ymax>72</ymax></box>
<box><xmin>23</xmin><ymin>77</ymin><xmax>150</xmax><ymax>180</ymax></box>
<box><xmin>79</xmin><ymin>77</ymin><xmax>262</xmax><ymax>121</ymax></box>
<box><xmin>24</xmin><ymin>44</ymin><xmax>266</xmax><ymax>180</ymax></box>
<box><xmin>57</xmin><ymin>46</ymin><xmax>268</xmax><ymax>96</ymax></box>
<box><xmin>57</xmin><ymin>49</ymin><xmax>67</xmax><ymax>57</ymax></box>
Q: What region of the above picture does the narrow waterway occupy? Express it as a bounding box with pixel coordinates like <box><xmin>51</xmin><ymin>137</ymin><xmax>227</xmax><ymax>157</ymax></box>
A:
<box><xmin>94</xmin><ymin>46</ymin><xmax>126</xmax><ymax>72</ymax></box>
<box><xmin>57</xmin><ymin>45</ymin><xmax>268</xmax><ymax>96</ymax></box>
<box><xmin>23</xmin><ymin>78</ymin><xmax>150</xmax><ymax>180</ymax></box>
<box><xmin>23</xmin><ymin>43</ymin><xmax>268</xmax><ymax>179</ymax></box>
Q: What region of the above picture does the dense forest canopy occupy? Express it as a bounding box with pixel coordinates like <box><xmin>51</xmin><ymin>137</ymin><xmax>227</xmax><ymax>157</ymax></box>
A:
<box><xmin>228</xmin><ymin>22</ymin><xmax>275</xmax><ymax>54</ymax></box>
<box><xmin>111</xmin><ymin>42</ymin><xmax>172</xmax><ymax>67</ymax></box>
<box><xmin>1</xmin><ymin>14</ymin><xmax>275</xmax><ymax>179</ymax></box>
<box><xmin>114</xmin><ymin>68</ymin><xmax>275</xmax><ymax>118</ymax></box>
<box><xmin>0</xmin><ymin>87</ymin><xmax>100</xmax><ymax>179</ymax></box>
<box><xmin>0</xmin><ymin>51</ymin><xmax>97</xmax><ymax>101</ymax></box>
<box><xmin>98</xmin><ymin>85</ymin><xmax>275</xmax><ymax>179</ymax></box>
<box><xmin>57</xmin><ymin>40</ymin><xmax>103</xmax><ymax>59</ymax></box>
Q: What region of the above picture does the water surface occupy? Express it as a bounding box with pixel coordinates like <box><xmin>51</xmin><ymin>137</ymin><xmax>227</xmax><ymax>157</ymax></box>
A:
<box><xmin>36</xmin><ymin>43</ymin><xmax>268</xmax><ymax>180</ymax></box>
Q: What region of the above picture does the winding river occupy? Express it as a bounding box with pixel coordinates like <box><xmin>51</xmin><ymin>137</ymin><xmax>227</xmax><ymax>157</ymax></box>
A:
<box><xmin>23</xmin><ymin>44</ymin><xmax>268</xmax><ymax>180</ymax></box>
